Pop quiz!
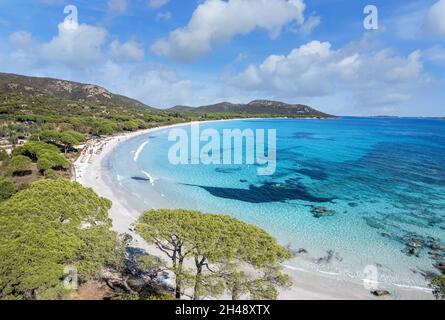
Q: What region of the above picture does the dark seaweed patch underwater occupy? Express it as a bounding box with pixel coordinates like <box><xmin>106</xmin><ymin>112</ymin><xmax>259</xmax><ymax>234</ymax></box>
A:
<box><xmin>185</xmin><ymin>178</ymin><xmax>334</xmax><ymax>203</ymax></box>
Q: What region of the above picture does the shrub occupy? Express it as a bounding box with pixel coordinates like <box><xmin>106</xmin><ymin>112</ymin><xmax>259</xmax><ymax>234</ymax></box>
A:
<box><xmin>38</xmin><ymin>151</ymin><xmax>69</xmax><ymax>170</ymax></box>
<box><xmin>37</xmin><ymin>158</ymin><xmax>53</xmax><ymax>173</ymax></box>
<box><xmin>14</xmin><ymin>141</ymin><xmax>69</xmax><ymax>171</ymax></box>
<box><xmin>430</xmin><ymin>275</ymin><xmax>445</xmax><ymax>300</ymax></box>
<box><xmin>10</xmin><ymin>155</ymin><xmax>32</xmax><ymax>176</ymax></box>
<box><xmin>0</xmin><ymin>178</ymin><xmax>16</xmax><ymax>200</ymax></box>
<box><xmin>39</xmin><ymin>130</ymin><xmax>86</xmax><ymax>153</ymax></box>
<box><xmin>92</xmin><ymin>120</ymin><xmax>117</xmax><ymax>136</ymax></box>
<box><xmin>44</xmin><ymin>169</ymin><xmax>57</xmax><ymax>179</ymax></box>
<box><xmin>144</xmin><ymin>293</ymin><xmax>175</xmax><ymax>300</ymax></box>
<box><xmin>13</xmin><ymin>141</ymin><xmax>59</xmax><ymax>161</ymax></box>
<box><xmin>0</xmin><ymin>149</ymin><xmax>8</xmax><ymax>161</ymax></box>
<box><xmin>122</xmin><ymin>120</ymin><xmax>139</xmax><ymax>131</ymax></box>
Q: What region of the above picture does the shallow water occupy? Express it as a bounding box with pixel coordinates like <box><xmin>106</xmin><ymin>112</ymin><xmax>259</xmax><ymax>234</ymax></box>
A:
<box><xmin>106</xmin><ymin>118</ymin><xmax>445</xmax><ymax>289</ymax></box>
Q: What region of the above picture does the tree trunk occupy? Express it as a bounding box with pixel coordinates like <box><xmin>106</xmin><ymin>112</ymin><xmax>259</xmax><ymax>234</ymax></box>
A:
<box><xmin>122</xmin><ymin>275</ymin><xmax>136</xmax><ymax>294</ymax></box>
<box><xmin>193</xmin><ymin>264</ymin><xmax>203</xmax><ymax>300</ymax></box>
<box><xmin>231</xmin><ymin>286</ymin><xmax>241</xmax><ymax>300</ymax></box>
<box><xmin>175</xmin><ymin>281</ymin><xmax>181</xmax><ymax>299</ymax></box>
<box><xmin>175</xmin><ymin>257</ymin><xmax>184</xmax><ymax>299</ymax></box>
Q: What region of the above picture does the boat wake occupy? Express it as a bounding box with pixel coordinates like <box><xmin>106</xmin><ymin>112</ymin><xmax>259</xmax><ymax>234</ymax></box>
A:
<box><xmin>142</xmin><ymin>170</ymin><xmax>157</xmax><ymax>186</ymax></box>
<box><xmin>134</xmin><ymin>141</ymin><xmax>149</xmax><ymax>162</ymax></box>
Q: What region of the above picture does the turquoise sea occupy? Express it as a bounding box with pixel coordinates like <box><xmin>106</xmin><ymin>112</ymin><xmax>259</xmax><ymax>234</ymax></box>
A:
<box><xmin>105</xmin><ymin>118</ymin><xmax>445</xmax><ymax>290</ymax></box>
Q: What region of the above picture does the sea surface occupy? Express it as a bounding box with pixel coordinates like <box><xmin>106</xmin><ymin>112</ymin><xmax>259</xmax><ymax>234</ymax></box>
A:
<box><xmin>105</xmin><ymin>118</ymin><xmax>445</xmax><ymax>290</ymax></box>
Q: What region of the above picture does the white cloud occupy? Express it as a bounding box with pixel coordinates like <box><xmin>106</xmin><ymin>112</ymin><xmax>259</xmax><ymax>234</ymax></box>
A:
<box><xmin>110</xmin><ymin>39</ymin><xmax>145</xmax><ymax>62</ymax></box>
<box><xmin>127</xmin><ymin>64</ymin><xmax>194</xmax><ymax>107</ymax></box>
<box><xmin>425</xmin><ymin>45</ymin><xmax>445</xmax><ymax>66</ymax></box>
<box><xmin>424</xmin><ymin>0</ymin><xmax>445</xmax><ymax>36</ymax></box>
<box><xmin>40</xmin><ymin>22</ymin><xmax>107</xmax><ymax>68</ymax></box>
<box><xmin>95</xmin><ymin>61</ymin><xmax>201</xmax><ymax>107</ymax></box>
<box><xmin>232</xmin><ymin>40</ymin><xmax>427</xmax><ymax>110</ymax></box>
<box><xmin>9</xmin><ymin>31</ymin><xmax>32</xmax><ymax>48</ymax></box>
<box><xmin>107</xmin><ymin>0</ymin><xmax>128</xmax><ymax>15</ymax></box>
<box><xmin>94</xmin><ymin>60</ymin><xmax>258</xmax><ymax>108</ymax></box>
<box><xmin>298</xmin><ymin>15</ymin><xmax>320</xmax><ymax>35</ymax></box>
<box><xmin>234</xmin><ymin>41</ymin><xmax>353</xmax><ymax>96</ymax></box>
<box><xmin>148</xmin><ymin>0</ymin><xmax>169</xmax><ymax>9</ymax></box>
<box><xmin>0</xmin><ymin>15</ymin><xmax>212</xmax><ymax>109</ymax></box>
<box><xmin>156</xmin><ymin>11</ymin><xmax>172</xmax><ymax>21</ymax></box>
<box><xmin>151</xmin><ymin>0</ymin><xmax>306</xmax><ymax>62</ymax></box>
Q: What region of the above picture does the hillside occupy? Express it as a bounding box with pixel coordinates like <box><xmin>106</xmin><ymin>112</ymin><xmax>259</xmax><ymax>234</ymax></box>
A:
<box><xmin>0</xmin><ymin>72</ymin><xmax>187</xmax><ymax>138</ymax></box>
<box><xmin>0</xmin><ymin>72</ymin><xmax>152</xmax><ymax>111</ymax></box>
<box><xmin>169</xmin><ymin>100</ymin><xmax>335</xmax><ymax>118</ymax></box>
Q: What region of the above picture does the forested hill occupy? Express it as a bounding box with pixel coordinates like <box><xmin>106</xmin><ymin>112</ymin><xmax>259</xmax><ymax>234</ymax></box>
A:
<box><xmin>0</xmin><ymin>72</ymin><xmax>181</xmax><ymax>137</ymax></box>
<box><xmin>0</xmin><ymin>72</ymin><xmax>152</xmax><ymax>111</ymax></box>
<box><xmin>169</xmin><ymin>100</ymin><xmax>335</xmax><ymax>118</ymax></box>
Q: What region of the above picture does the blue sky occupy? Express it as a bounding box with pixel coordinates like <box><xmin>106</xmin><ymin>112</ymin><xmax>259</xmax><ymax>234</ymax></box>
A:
<box><xmin>0</xmin><ymin>0</ymin><xmax>444</xmax><ymax>116</ymax></box>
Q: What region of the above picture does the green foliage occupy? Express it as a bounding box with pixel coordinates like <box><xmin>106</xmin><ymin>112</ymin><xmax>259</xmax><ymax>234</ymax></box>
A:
<box><xmin>430</xmin><ymin>275</ymin><xmax>445</xmax><ymax>300</ymax></box>
<box><xmin>8</xmin><ymin>132</ymin><xmax>18</xmax><ymax>145</ymax></box>
<box><xmin>44</xmin><ymin>169</ymin><xmax>57</xmax><ymax>179</ymax></box>
<box><xmin>0</xmin><ymin>214</ymin><xmax>82</xmax><ymax>299</ymax></box>
<box><xmin>136</xmin><ymin>209</ymin><xmax>292</xmax><ymax>300</ymax></box>
<box><xmin>37</xmin><ymin>158</ymin><xmax>53</xmax><ymax>172</ymax></box>
<box><xmin>144</xmin><ymin>293</ymin><xmax>175</xmax><ymax>300</ymax></box>
<box><xmin>224</xmin><ymin>266</ymin><xmax>290</xmax><ymax>300</ymax></box>
<box><xmin>91</xmin><ymin>119</ymin><xmax>117</xmax><ymax>136</ymax></box>
<box><xmin>0</xmin><ymin>178</ymin><xmax>16</xmax><ymax>200</ymax></box>
<box><xmin>39</xmin><ymin>152</ymin><xmax>69</xmax><ymax>170</ymax></box>
<box><xmin>38</xmin><ymin>130</ymin><xmax>60</xmax><ymax>144</ymax></box>
<box><xmin>76</xmin><ymin>225</ymin><xmax>126</xmax><ymax>279</ymax></box>
<box><xmin>10</xmin><ymin>155</ymin><xmax>32</xmax><ymax>175</ymax></box>
<box><xmin>122</xmin><ymin>120</ymin><xmax>139</xmax><ymax>131</ymax></box>
<box><xmin>0</xmin><ymin>179</ymin><xmax>124</xmax><ymax>300</ymax></box>
<box><xmin>14</xmin><ymin>141</ymin><xmax>69</xmax><ymax>171</ymax></box>
<box><xmin>38</xmin><ymin>130</ymin><xmax>86</xmax><ymax>153</ymax></box>
<box><xmin>111</xmin><ymin>293</ymin><xmax>140</xmax><ymax>300</ymax></box>
<box><xmin>3</xmin><ymin>179</ymin><xmax>112</xmax><ymax>225</ymax></box>
<box><xmin>0</xmin><ymin>149</ymin><xmax>8</xmax><ymax>161</ymax></box>
<box><xmin>65</xmin><ymin>130</ymin><xmax>86</xmax><ymax>143</ymax></box>
<box><xmin>13</xmin><ymin>141</ymin><xmax>59</xmax><ymax>160</ymax></box>
<box><xmin>137</xmin><ymin>255</ymin><xmax>165</xmax><ymax>273</ymax></box>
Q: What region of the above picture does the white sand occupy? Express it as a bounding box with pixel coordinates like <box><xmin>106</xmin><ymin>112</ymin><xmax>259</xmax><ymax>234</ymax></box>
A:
<box><xmin>73</xmin><ymin>121</ymin><xmax>434</xmax><ymax>300</ymax></box>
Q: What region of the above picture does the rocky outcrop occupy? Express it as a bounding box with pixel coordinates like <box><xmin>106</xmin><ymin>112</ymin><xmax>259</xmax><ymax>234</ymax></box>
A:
<box><xmin>437</xmin><ymin>262</ymin><xmax>445</xmax><ymax>274</ymax></box>
<box><xmin>83</xmin><ymin>84</ymin><xmax>112</xmax><ymax>100</ymax></box>
<box><xmin>311</xmin><ymin>206</ymin><xmax>336</xmax><ymax>218</ymax></box>
<box><xmin>371</xmin><ymin>290</ymin><xmax>391</xmax><ymax>297</ymax></box>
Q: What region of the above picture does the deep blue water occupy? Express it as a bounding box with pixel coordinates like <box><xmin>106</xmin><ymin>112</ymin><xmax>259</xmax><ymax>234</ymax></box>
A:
<box><xmin>106</xmin><ymin>118</ymin><xmax>445</xmax><ymax>288</ymax></box>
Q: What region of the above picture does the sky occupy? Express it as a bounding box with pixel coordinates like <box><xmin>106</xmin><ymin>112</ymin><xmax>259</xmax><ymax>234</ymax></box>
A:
<box><xmin>0</xmin><ymin>0</ymin><xmax>444</xmax><ymax>116</ymax></box>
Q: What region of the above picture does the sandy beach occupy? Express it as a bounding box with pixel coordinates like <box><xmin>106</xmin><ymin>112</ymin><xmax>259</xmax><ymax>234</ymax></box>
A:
<box><xmin>73</xmin><ymin>121</ymin><xmax>434</xmax><ymax>300</ymax></box>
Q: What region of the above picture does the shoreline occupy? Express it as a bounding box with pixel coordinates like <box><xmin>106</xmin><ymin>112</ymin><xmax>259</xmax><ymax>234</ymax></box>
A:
<box><xmin>73</xmin><ymin>119</ymin><xmax>434</xmax><ymax>300</ymax></box>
